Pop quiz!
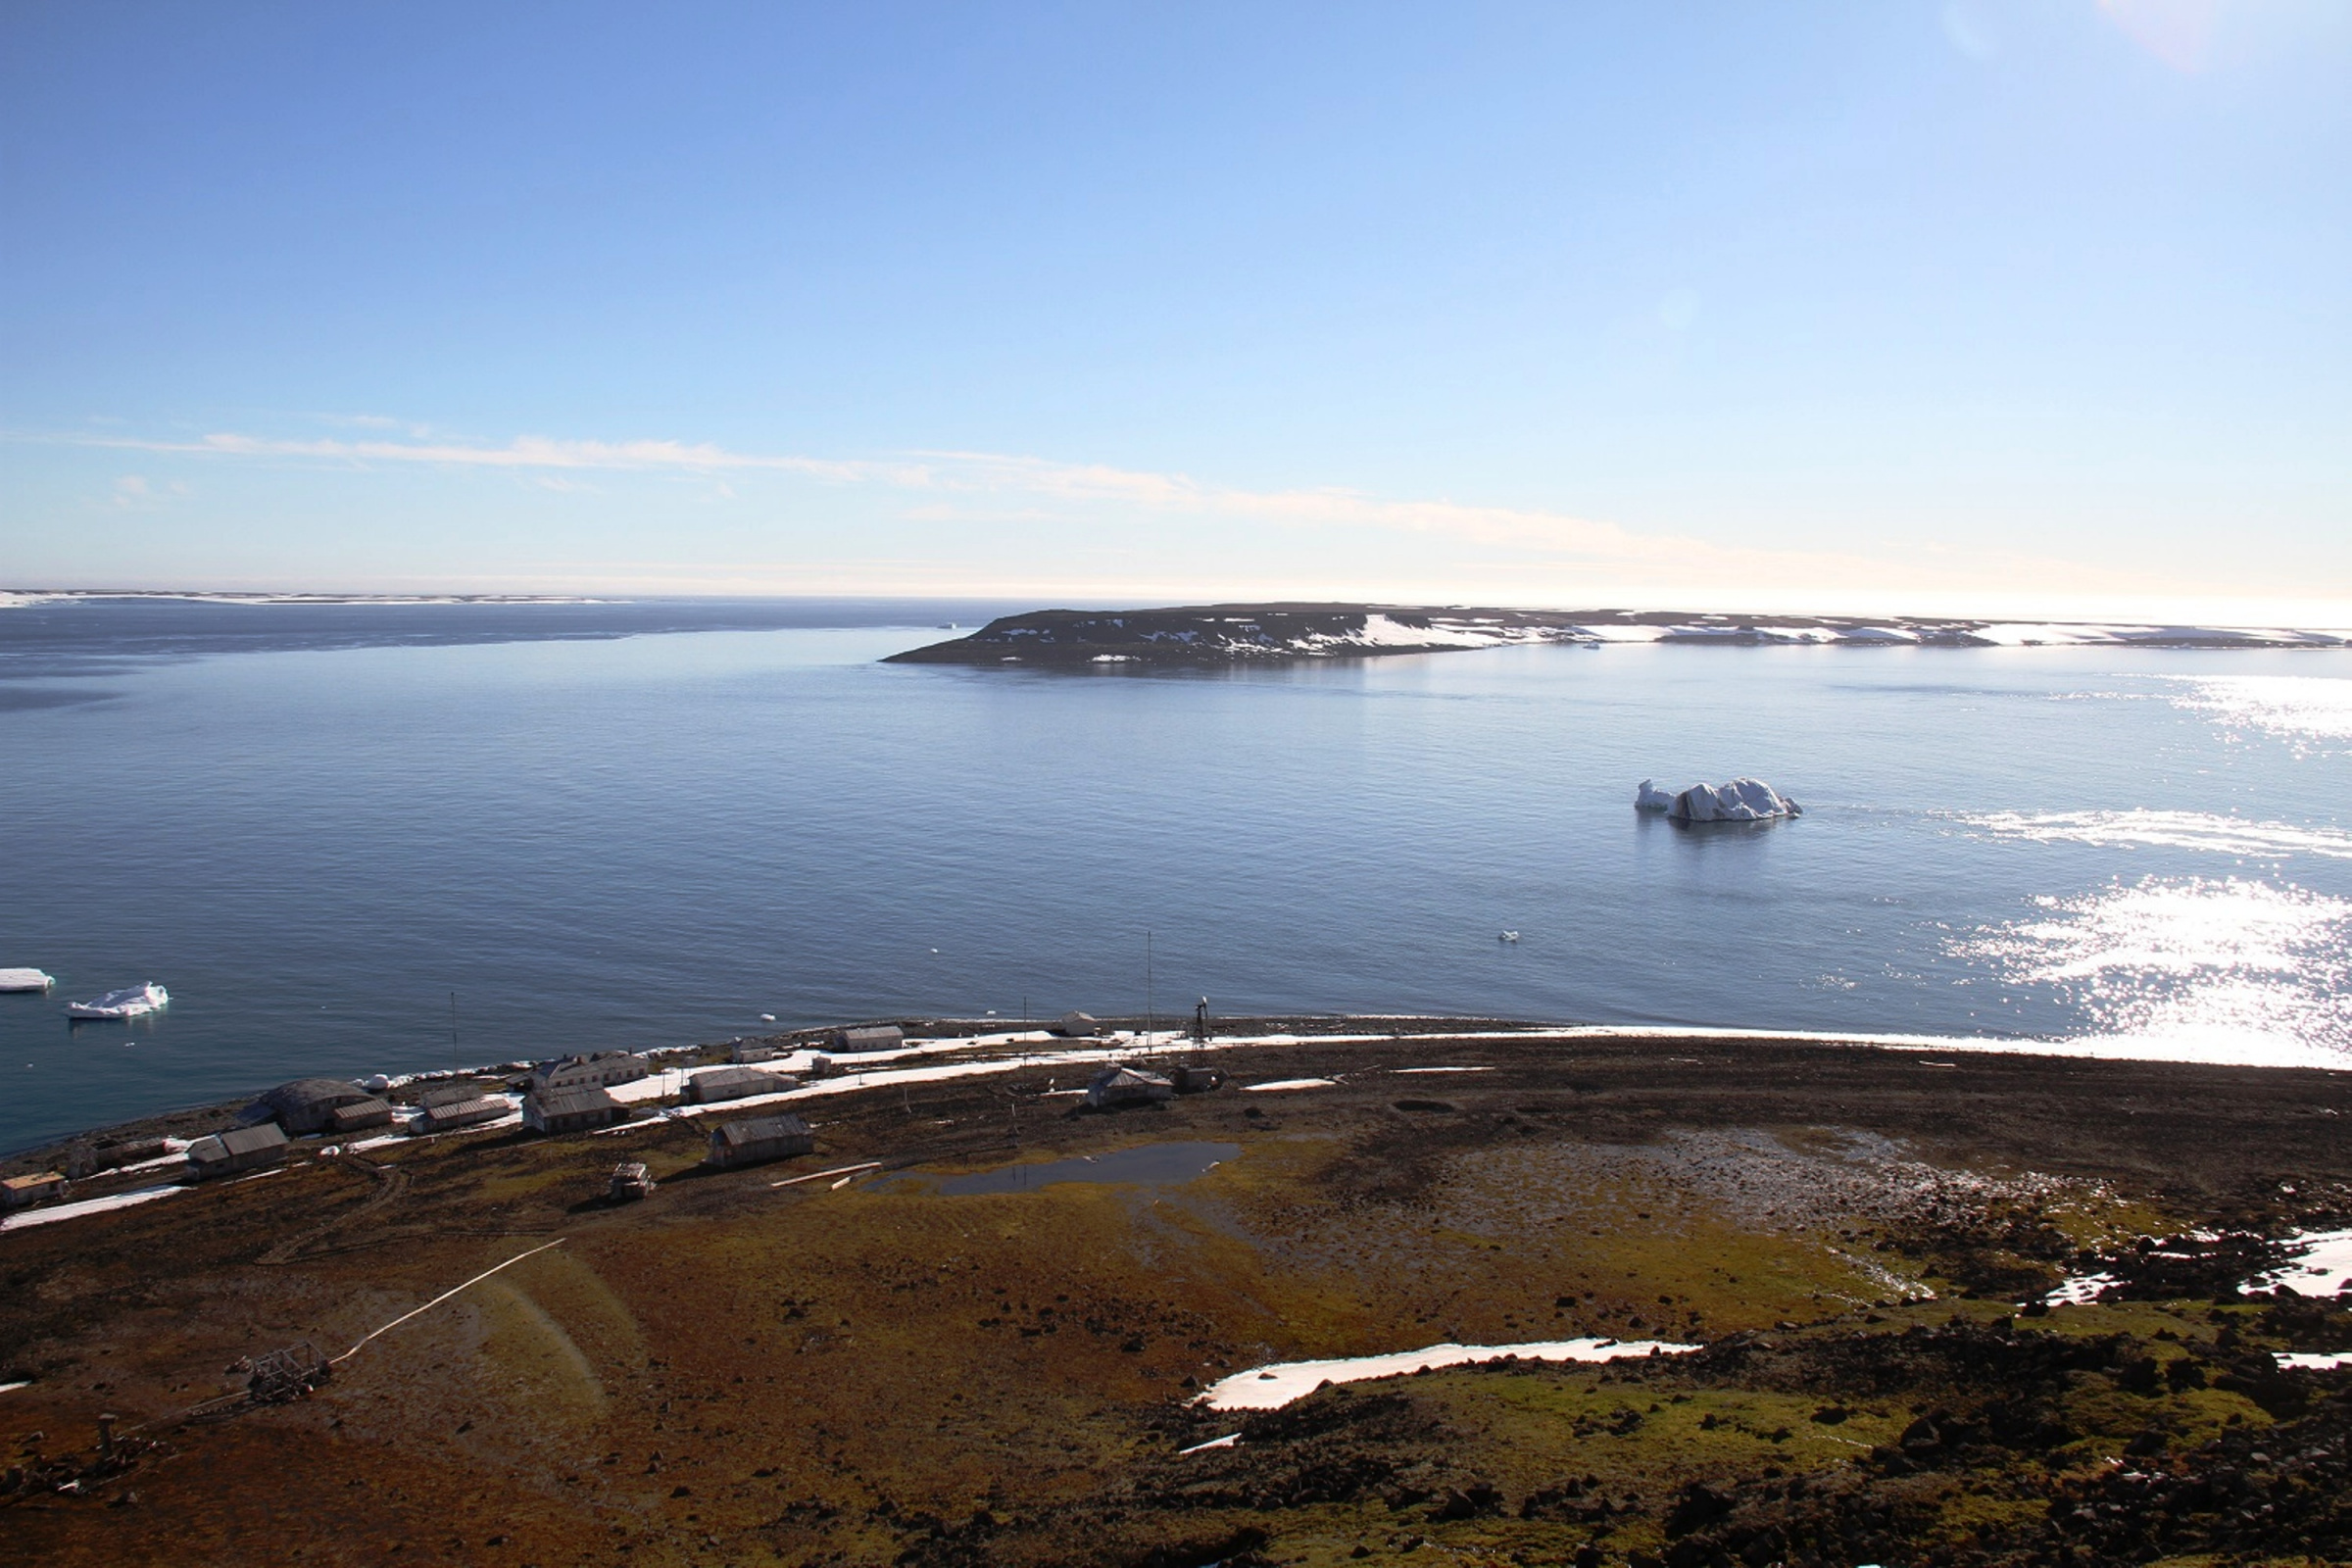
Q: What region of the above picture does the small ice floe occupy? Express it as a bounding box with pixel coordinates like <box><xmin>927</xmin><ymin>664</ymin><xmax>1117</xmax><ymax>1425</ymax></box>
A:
<box><xmin>1178</xmin><ymin>1432</ymin><xmax>1242</xmax><ymax>1455</ymax></box>
<box><xmin>759</xmin><ymin>1013</ymin><xmax>776</xmax><ymax>1022</ymax></box>
<box><xmin>66</xmin><ymin>982</ymin><xmax>169</xmax><ymax>1019</ymax></box>
<box><xmin>0</xmin><ymin>968</ymin><xmax>55</xmax><ymax>992</ymax></box>
<box><xmin>1637</xmin><ymin>778</ymin><xmax>1800</xmax><ymax>823</ymax></box>
<box><xmin>2276</xmin><ymin>1351</ymin><xmax>2352</xmax><ymax>1371</ymax></box>
<box><xmin>1197</xmin><ymin>1337</ymin><xmax>1701</xmax><ymax>1411</ymax></box>
<box><xmin>1243</xmin><ymin>1078</ymin><xmax>1337</xmax><ymax>1093</ymax></box>
<box><xmin>1498</xmin><ymin>930</ymin><xmax>1519</xmax><ymax>943</ymax></box>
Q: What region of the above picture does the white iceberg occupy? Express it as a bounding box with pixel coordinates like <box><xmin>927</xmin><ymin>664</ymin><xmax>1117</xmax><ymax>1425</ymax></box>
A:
<box><xmin>0</xmin><ymin>967</ymin><xmax>55</xmax><ymax>993</ymax></box>
<box><xmin>1636</xmin><ymin>777</ymin><xmax>1800</xmax><ymax>822</ymax></box>
<box><xmin>67</xmin><ymin>982</ymin><xmax>169</xmax><ymax>1019</ymax></box>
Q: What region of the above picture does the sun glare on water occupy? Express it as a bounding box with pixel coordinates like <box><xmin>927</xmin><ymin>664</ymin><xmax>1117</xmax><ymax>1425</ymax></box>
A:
<box><xmin>1956</xmin><ymin>877</ymin><xmax>2352</xmax><ymax>1067</ymax></box>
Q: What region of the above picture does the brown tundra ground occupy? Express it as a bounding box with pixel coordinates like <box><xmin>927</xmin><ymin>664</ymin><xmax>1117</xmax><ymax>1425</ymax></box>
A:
<box><xmin>4</xmin><ymin>1022</ymin><xmax>2350</xmax><ymax>1568</ymax></box>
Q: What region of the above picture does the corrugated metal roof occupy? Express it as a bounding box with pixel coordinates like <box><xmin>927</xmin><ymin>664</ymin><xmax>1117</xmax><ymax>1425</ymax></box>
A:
<box><xmin>713</xmin><ymin>1113</ymin><xmax>810</xmax><ymax>1147</ymax></box>
<box><xmin>420</xmin><ymin>1094</ymin><xmax>508</xmax><ymax>1126</ymax></box>
<box><xmin>193</xmin><ymin>1123</ymin><xmax>289</xmax><ymax>1160</ymax></box>
<box><xmin>263</xmin><ymin>1078</ymin><xmax>371</xmax><ymax>1110</ymax></box>
<box><xmin>528</xmin><ymin>1086</ymin><xmax>620</xmax><ymax>1118</ymax></box>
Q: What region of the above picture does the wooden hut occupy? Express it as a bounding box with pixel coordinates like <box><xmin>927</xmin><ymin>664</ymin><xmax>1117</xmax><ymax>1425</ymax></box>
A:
<box><xmin>522</xmin><ymin>1086</ymin><xmax>626</xmax><ymax>1135</ymax></box>
<box><xmin>0</xmin><ymin>1171</ymin><xmax>70</xmax><ymax>1210</ymax></box>
<box><xmin>1056</xmin><ymin>1011</ymin><xmax>1102</xmax><ymax>1038</ymax></box>
<box><xmin>246</xmin><ymin>1078</ymin><xmax>388</xmax><ymax>1136</ymax></box>
<box><xmin>1083</xmin><ymin>1065</ymin><xmax>1175</xmax><ymax>1109</ymax></box>
<box><xmin>706</xmin><ymin>1114</ymin><xmax>813</xmax><ymax>1169</ymax></box>
<box><xmin>835</xmin><ymin>1024</ymin><xmax>904</xmax><ymax>1053</ymax></box>
<box><xmin>685</xmin><ymin>1065</ymin><xmax>793</xmax><ymax>1104</ymax></box>
<box><xmin>525</xmin><ymin>1051</ymin><xmax>650</xmax><ymax>1095</ymax></box>
<box><xmin>413</xmin><ymin>1094</ymin><xmax>511</xmax><ymax>1134</ymax></box>
<box><xmin>186</xmin><ymin>1123</ymin><xmax>288</xmax><ymax>1179</ymax></box>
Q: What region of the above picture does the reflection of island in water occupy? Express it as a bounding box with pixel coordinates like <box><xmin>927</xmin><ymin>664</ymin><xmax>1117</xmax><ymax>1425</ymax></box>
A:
<box><xmin>885</xmin><ymin>602</ymin><xmax>2352</xmax><ymax>667</ymax></box>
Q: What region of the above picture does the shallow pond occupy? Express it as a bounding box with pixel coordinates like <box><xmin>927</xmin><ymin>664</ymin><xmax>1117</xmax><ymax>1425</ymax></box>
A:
<box><xmin>930</xmin><ymin>1140</ymin><xmax>1242</xmax><ymax>1196</ymax></box>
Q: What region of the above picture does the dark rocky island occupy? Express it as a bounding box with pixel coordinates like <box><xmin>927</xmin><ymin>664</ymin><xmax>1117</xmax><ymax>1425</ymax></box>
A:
<box><xmin>884</xmin><ymin>604</ymin><xmax>2350</xmax><ymax>666</ymax></box>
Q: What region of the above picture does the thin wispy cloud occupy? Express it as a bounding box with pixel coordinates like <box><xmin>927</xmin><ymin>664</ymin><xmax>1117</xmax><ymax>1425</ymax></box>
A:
<box><xmin>16</xmin><ymin>422</ymin><xmax>2123</xmax><ymax>597</ymax></box>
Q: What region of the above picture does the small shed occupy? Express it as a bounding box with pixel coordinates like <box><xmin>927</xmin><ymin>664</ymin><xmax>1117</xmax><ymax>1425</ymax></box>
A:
<box><xmin>523</xmin><ymin>1086</ymin><xmax>626</xmax><ymax>1135</ymax></box>
<box><xmin>706</xmin><ymin>1113</ymin><xmax>813</xmax><ymax>1169</ymax></box>
<box><xmin>730</xmin><ymin>1041</ymin><xmax>780</xmax><ymax>1064</ymax></box>
<box><xmin>327</xmin><ymin>1098</ymin><xmax>394</xmax><ymax>1134</ymax></box>
<box><xmin>414</xmin><ymin>1094</ymin><xmax>511</xmax><ymax>1134</ymax></box>
<box><xmin>1056</xmin><ymin>1011</ymin><xmax>1102</xmax><ymax>1038</ymax></box>
<box><xmin>245</xmin><ymin>1078</ymin><xmax>385</xmax><ymax>1136</ymax></box>
<box><xmin>836</xmin><ymin>1024</ymin><xmax>905</xmax><ymax>1054</ymax></box>
<box><xmin>418</xmin><ymin>1081</ymin><xmax>495</xmax><ymax>1109</ymax></box>
<box><xmin>1083</xmin><ymin>1065</ymin><xmax>1175</xmax><ymax>1109</ymax></box>
<box><xmin>1171</xmin><ymin>1065</ymin><xmax>1226</xmax><ymax>1094</ymax></box>
<box><xmin>186</xmin><ymin>1123</ymin><xmax>289</xmax><ymax>1179</ymax></box>
<box><xmin>685</xmin><ymin>1065</ymin><xmax>793</xmax><ymax>1104</ymax></box>
<box><xmin>526</xmin><ymin>1051</ymin><xmax>651</xmax><ymax>1095</ymax></box>
<box><xmin>0</xmin><ymin>1171</ymin><xmax>70</xmax><ymax>1209</ymax></box>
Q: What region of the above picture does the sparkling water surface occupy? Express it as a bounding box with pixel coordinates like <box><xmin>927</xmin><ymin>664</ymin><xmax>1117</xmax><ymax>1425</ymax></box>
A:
<box><xmin>4</xmin><ymin>598</ymin><xmax>2349</xmax><ymax>1152</ymax></box>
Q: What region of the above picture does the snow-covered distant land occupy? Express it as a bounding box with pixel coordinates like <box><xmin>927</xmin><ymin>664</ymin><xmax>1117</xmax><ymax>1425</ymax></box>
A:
<box><xmin>0</xmin><ymin>589</ymin><xmax>612</xmax><ymax>610</ymax></box>
<box><xmin>885</xmin><ymin>604</ymin><xmax>2352</xmax><ymax>666</ymax></box>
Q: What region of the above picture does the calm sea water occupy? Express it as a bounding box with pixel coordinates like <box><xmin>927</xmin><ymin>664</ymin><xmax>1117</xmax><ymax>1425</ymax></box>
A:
<box><xmin>4</xmin><ymin>597</ymin><xmax>2350</xmax><ymax>1153</ymax></box>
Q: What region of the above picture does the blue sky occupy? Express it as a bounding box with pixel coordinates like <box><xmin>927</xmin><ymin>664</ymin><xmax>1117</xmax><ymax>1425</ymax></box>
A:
<box><xmin>3</xmin><ymin>1</ymin><xmax>2347</xmax><ymax>616</ymax></box>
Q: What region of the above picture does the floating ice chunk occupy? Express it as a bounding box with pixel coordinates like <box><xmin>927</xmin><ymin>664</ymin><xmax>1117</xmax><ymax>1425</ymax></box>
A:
<box><xmin>1634</xmin><ymin>779</ymin><xmax>1677</xmax><ymax>812</ymax></box>
<box><xmin>1197</xmin><ymin>1337</ymin><xmax>1701</xmax><ymax>1410</ymax></box>
<box><xmin>1660</xmin><ymin>778</ymin><xmax>1800</xmax><ymax>823</ymax></box>
<box><xmin>0</xmin><ymin>968</ymin><xmax>54</xmax><ymax>992</ymax></box>
<box><xmin>66</xmin><ymin>982</ymin><xmax>169</xmax><ymax>1019</ymax></box>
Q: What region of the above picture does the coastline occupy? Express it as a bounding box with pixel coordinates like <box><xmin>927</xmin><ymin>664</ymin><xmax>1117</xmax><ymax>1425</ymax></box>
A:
<box><xmin>5</xmin><ymin>1015</ymin><xmax>2349</xmax><ymax>1566</ymax></box>
<box><xmin>11</xmin><ymin>1010</ymin><xmax>2349</xmax><ymax>1178</ymax></box>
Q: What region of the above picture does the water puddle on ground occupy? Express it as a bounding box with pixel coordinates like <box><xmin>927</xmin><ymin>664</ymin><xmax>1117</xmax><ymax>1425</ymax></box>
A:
<box><xmin>922</xmin><ymin>1141</ymin><xmax>1243</xmax><ymax>1196</ymax></box>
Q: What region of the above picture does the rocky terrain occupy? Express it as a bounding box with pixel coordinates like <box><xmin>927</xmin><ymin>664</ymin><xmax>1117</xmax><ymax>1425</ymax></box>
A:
<box><xmin>4</xmin><ymin>1023</ymin><xmax>2350</xmax><ymax>1567</ymax></box>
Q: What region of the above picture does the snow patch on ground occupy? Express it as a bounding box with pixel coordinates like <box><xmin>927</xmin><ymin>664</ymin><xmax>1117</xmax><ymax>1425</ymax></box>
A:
<box><xmin>0</xmin><ymin>1182</ymin><xmax>186</xmax><ymax>1232</ymax></box>
<box><xmin>2043</xmin><ymin>1273</ymin><xmax>2122</xmax><ymax>1306</ymax></box>
<box><xmin>2262</xmin><ymin>1229</ymin><xmax>2352</xmax><ymax>1298</ymax></box>
<box><xmin>1197</xmin><ymin>1337</ymin><xmax>1700</xmax><ymax>1411</ymax></box>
